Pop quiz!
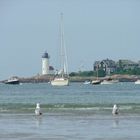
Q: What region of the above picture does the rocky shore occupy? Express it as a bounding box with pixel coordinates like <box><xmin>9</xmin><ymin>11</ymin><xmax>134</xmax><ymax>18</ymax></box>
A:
<box><xmin>1</xmin><ymin>74</ymin><xmax>139</xmax><ymax>83</ymax></box>
<box><xmin>68</xmin><ymin>74</ymin><xmax>138</xmax><ymax>82</ymax></box>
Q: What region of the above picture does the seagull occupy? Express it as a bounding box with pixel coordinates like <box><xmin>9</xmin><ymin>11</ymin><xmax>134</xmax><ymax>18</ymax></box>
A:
<box><xmin>112</xmin><ymin>104</ymin><xmax>119</xmax><ymax>115</ymax></box>
<box><xmin>35</xmin><ymin>103</ymin><xmax>42</xmax><ymax>116</ymax></box>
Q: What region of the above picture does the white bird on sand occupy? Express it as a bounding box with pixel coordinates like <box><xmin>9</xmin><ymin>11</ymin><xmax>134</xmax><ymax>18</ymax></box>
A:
<box><xmin>35</xmin><ymin>103</ymin><xmax>42</xmax><ymax>115</ymax></box>
<box><xmin>112</xmin><ymin>104</ymin><xmax>119</xmax><ymax>115</ymax></box>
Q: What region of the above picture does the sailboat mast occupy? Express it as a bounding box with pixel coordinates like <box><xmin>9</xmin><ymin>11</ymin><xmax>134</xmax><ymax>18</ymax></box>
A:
<box><xmin>60</xmin><ymin>13</ymin><xmax>64</xmax><ymax>77</ymax></box>
<box><xmin>60</xmin><ymin>13</ymin><xmax>68</xmax><ymax>77</ymax></box>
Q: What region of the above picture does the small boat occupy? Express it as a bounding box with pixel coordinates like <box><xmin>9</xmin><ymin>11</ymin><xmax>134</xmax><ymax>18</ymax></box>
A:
<box><xmin>92</xmin><ymin>68</ymin><xmax>101</xmax><ymax>85</ymax></box>
<box><xmin>91</xmin><ymin>79</ymin><xmax>101</xmax><ymax>85</ymax></box>
<box><xmin>83</xmin><ymin>81</ymin><xmax>91</xmax><ymax>85</ymax></box>
<box><xmin>135</xmin><ymin>79</ymin><xmax>140</xmax><ymax>84</ymax></box>
<box><xmin>101</xmin><ymin>78</ymin><xmax>119</xmax><ymax>85</ymax></box>
<box><xmin>5</xmin><ymin>77</ymin><xmax>20</xmax><ymax>85</ymax></box>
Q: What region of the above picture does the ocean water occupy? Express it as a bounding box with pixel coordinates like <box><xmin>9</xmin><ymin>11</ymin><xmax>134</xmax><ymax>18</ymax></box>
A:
<box><xmin>0</xmin><ymin>82</ymin><xmax>140</xmax><ymax>139</ymax></box>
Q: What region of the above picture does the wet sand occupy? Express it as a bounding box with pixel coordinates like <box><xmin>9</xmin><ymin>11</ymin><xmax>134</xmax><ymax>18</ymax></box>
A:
<box><xmin>0</xmin><ymin>113</ymin><xmax>140</xmax><ymax>140</ymax></box>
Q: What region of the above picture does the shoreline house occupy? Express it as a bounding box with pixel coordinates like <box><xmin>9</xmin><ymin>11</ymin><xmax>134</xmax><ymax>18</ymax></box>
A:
<box><xmin>94</xmin><ymin>59</ymin><xmax>116</xmax><ymax>75</ymax></box>
<box><xmin>116</xmin><ymin>59</ymin><xmax>139</xmax><ymax>70</ymax></box>
<box><xmin>94</xmin><ymin>59</ymin><xmax>140</xmax><ymax>76</ymax></box>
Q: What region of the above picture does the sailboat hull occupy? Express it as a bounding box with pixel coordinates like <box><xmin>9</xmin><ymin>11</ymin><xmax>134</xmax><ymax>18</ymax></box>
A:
<box><xmin>51</xmin><ymin>78</ymin><xmax>69</xmax><ymax>86</ymax></box>
<box><xmin>91</xmin><ymin>80</ymin><xmax>101</xmax><ymax>85</ymax></box>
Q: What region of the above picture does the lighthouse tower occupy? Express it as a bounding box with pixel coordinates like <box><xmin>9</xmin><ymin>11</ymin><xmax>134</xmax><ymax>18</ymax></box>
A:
<box><xmin>42</xmin><ymin>51</ymin><xmax>49</xmax><ymax>75</ymax></box>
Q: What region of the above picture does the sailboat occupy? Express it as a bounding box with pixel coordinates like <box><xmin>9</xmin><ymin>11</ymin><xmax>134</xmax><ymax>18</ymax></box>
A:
<box><xmin>91</xmin><ymin>68</ymin><xmax>101</xmax><ymax>85</ymax></box>
<box><xmin>51</xmin><ymin>13</ymin><xmax>69</xmax><ymax>86</ymax></box>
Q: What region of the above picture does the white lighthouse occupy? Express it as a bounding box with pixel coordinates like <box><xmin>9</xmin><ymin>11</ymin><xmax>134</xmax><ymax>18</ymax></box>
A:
<box><xmin>42</xmin><ymin>51</ymin><xmax>49</xmax><ymax>75</ymax></box>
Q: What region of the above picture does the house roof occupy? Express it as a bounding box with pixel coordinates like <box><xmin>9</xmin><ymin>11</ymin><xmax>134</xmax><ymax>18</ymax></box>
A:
<box><xmin>117</xmin><ymin>59</ymin><xmax>137</xmax><ymax>65</ymax></box>
<box><xmin>102</xmin><ymin>59</ymin><xmax>116</xmax><ymax>67</ymax></box>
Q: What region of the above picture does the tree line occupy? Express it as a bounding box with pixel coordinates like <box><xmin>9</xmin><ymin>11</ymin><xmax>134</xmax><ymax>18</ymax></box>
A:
<box><xmin>69</xmin><ymin>68</ymin><xmax>140</xmax><ymax>77</ymax></box>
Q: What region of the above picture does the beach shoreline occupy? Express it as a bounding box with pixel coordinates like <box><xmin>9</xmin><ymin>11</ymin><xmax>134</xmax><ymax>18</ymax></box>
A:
<box><xmin>0</xmin><ymin>112</ymin><xmax>140</xmax><ymax>140</ymax></box>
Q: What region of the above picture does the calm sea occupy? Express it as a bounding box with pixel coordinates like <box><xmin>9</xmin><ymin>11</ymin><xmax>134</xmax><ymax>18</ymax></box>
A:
<box><xmin>0</xmin><ymin>82</ymin><xmax>140</xmax><ymax>139</ymax></box>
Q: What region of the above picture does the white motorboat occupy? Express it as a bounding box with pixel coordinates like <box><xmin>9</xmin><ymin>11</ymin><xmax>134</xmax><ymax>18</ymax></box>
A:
<box><xmin>135</xmin><ymin>79</ymin><xmax>140</xmax><ymax>84</ymax></box>
<box><xmin>5</xmin><ymin>77</ymin><xmax>20</xmax><ymax>85</ymax></box>
<box><xmin>83</xmin><ymin>81</ymin><xmax>91</xmax><ymax>85</ymax></box>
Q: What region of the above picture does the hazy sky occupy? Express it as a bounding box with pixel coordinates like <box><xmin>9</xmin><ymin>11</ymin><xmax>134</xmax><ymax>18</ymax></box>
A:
<box><xmin>0</xmin><ymin>0</ymin><xmax>140</xmax><ymax>79</ymax></box>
